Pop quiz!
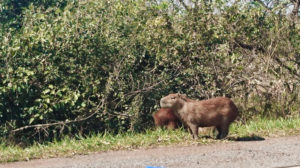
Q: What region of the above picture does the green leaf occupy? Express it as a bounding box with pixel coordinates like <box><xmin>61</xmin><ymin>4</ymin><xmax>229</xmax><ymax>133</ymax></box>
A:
<box><xmin>49</xmin><ymin>85</ymin><xmax>54</xmax><ymax>89</ymax></box>
<box><xmin>43</xmin><ymin>89</ymin><xmax>50</xmax><ymax>94</ymax></box>
<box><xmin>29</xmin><ymin>118</ymin><xmax>35</xmax><ymax>124</ymax></box>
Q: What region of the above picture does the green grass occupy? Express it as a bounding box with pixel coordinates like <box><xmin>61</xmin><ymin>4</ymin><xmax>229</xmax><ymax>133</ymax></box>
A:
<box><xmin>1</xmin><ymin>116</ymin><xmax>300</xmax><ymax>163</ymax></box>
<box><xmin>230</xmin><ymin>116</ymin><xmax>300</xmax><ymax>138</ymax></box>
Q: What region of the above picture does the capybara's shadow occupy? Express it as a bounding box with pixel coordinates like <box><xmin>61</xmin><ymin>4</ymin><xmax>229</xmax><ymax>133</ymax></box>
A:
<box><xmin>199</xmin><ymin>135</ymin><xmax>215</xmax><ymax>139</ymax></box>
<box><xmin>198</xmin><ymin>135</ymin><xmax>265</xmax><ymax>141</ymax></box>
<box><xmin>228</xmin><ymin>135</ymin><xmax>265</xmax><ymax>141</ymax></box>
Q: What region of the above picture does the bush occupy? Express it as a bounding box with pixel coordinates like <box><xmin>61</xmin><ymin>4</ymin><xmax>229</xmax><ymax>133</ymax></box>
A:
<box><xmin>0</xmin><ymin>0</ymin><xmax>299</xmax><ymax>143</ymax></box>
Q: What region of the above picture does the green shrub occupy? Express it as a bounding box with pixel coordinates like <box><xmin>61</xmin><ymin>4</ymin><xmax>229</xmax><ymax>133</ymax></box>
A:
<box><xmin>0</xmin><ymin>0</ymin><xmax>299</xmax><ymax>143</ymax></box>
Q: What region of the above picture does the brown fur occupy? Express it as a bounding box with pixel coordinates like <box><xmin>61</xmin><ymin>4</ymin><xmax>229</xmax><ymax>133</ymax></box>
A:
<box><xmin>152</xmin><ymin>108</ymin><xmax>181</xmax><ymax>129</ymax></box>
<box><xmin>160</xmin><ymin>93</ymin><xmax>238</xmax><ymax>139</ymax></box>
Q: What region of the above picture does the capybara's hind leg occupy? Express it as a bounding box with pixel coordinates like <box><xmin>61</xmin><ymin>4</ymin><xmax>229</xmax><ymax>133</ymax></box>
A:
<box><xmin>216</xmin><ymin>126</ymin><xmax>222</xmax><ymax>139</ymax></box>
<box><xmin>217</xmin><ymin>123</ymin><xmax>229</xmax><ymax>139</ymax></box>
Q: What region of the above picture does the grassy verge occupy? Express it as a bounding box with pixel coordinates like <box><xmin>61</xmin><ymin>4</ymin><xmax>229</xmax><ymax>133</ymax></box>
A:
<box><xmin>1</xmin><ymin>116</ymin><xmax>300</xmax><ymax>163</ymax></box>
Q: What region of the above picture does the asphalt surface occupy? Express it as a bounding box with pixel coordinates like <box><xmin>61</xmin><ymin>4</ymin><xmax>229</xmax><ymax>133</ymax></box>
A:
<box><xmin>1</xmin><ymin>135</ymin><xmax>300</xmax><ymax>168</ymax></box>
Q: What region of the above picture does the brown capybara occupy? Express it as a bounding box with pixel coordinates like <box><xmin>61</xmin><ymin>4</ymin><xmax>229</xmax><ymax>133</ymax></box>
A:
<box><xmin>160</xmin><ymin>93</ymin><xmax>238</xmax><ymax>139</ymax></box>
<box><xmin>152</xmin><ymin>108</ymin><xmax>181</xmax><ymax>129</ymax></box>
<box><xmin>153</xmin><ymin>97</ymin><xmax>196</xmax><ymax>130</ymax></box>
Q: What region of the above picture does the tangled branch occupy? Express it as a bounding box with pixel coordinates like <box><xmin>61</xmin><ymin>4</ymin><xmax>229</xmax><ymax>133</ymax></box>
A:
<box><xmin>11</xmin><ymin>102</ymin><xmax>103</xmax><ymax>133</ymax></box>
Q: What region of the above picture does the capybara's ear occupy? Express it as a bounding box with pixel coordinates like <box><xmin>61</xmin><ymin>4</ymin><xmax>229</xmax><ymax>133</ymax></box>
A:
<box><xmin>179</xmin><ymin>93</ymin><xmax>187</xmax><ymax>98</ymax></box>
<box><xmin>179</xmin><ymin>94</ymin><xmax>189</xmax><ymax>101</ymax></box>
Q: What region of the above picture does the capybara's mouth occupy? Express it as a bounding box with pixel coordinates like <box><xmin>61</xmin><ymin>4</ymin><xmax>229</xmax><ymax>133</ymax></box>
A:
<box><xmin>160</xmin><ymin>101</ymin><xmax>166</xmax><ymax>108</ymax></box>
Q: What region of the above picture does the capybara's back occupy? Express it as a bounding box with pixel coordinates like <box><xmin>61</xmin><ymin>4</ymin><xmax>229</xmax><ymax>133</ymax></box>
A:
<box><xmin>152</xmin><ymin>108</ymin><xmax>180</xmax><ymax>129</ymax></box>
<box><xmin>197</xmin><ymin>97</ymin><xmax>238</xmax><ymax>126</ymax></box>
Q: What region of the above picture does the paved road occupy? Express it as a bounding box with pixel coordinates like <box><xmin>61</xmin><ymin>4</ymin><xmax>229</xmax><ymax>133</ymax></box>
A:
<box><xmin>1</xmin><ymin>136</ymin><xmax>300</xmax><ymax>168</ymax></box>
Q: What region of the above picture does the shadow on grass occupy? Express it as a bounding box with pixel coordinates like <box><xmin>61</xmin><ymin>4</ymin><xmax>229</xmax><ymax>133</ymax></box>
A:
<box><xmin>197</xmin><ymin>135</ymin><xmax>265</xmax><ymax>141</ymax></box>
<box><xmin>228</xmin><ymin>135</ymin><xmax>265</xmax><ymax>141</ymax></box>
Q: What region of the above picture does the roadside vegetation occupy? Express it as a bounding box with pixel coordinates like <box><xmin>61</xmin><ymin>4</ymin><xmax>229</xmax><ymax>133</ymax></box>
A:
<box><xmin>0</xmin><ymin>0</ymin><xmax>300</xmax><ymax>163</ymax></box>
<box><xmin>1</xmin><ymin>116</ymin><xmax>300</xmax><ymax>163</ymax></box>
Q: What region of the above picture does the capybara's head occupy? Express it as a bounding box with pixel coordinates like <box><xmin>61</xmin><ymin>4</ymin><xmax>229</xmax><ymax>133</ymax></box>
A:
<box><xmin>160</xmin><ymin>93</ymin><xmax>189</xmax><ymax>108</ymax></box>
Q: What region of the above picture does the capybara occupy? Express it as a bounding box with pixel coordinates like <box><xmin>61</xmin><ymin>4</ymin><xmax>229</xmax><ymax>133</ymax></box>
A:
<box><xmin>152</xmin><ymin>108</ymin><xmax>181</xmax><ymax>129</ymax></box>
<box><xmin>160</xmin><ymin>93</ymin><xmax>238</xmax><ymax>139</ymax></box>
<box><xmin>153</xmin><ymin>96</ymin><xmax>195</xmax><ymax>130</ymax></box>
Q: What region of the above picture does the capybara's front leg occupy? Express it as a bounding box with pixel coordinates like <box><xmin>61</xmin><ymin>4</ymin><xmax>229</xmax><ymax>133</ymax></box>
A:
<box><xmin>189</xmin><ymin>124</ymin><xmax>199</xmax><ymax>139</ymax></box>
<box><xmin>167</xmin><ymin>121</ymin><xmax>177</xmax><ymax>129</ymax></box>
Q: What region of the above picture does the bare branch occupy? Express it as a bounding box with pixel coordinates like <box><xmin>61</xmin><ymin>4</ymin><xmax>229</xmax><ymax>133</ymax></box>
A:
<box><xmin>291</xmin><ymin>0</ymin><xmax>300</xmax><ymax>21</ymax></box>
<box><xmin>11</xmin><ymin>103</ymin><xmax>103</xmax><ymax>133</ymax></box>
<box><xmin>178</xmin><ymin>0</ymin><xmax>190</xmax><ymax>11</ymax></box>
<box><xmin>253</xmin><ymin>0</ymin><xmax>272</xmax><ymax>12</ymax></box>
<box><xmin>234</xmin><ymin>38</ymin><xmax>265</xmax><ymax>52</ymax></box>
<box><xmin>125</xmin><ymin>79</ymin><xmax>165</xmax><ymax>96</ymax></box>
<box><xmin>274</xmin><ymin>57</ymin><xmax>300</xmax><ymax>79</ymax></box>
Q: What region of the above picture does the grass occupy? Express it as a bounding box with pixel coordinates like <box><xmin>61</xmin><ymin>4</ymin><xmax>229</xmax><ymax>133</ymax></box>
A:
<box><xmin>1</xmin><ymin>116</ymin><xmax>300</xmax><ymax>163</ymax></box>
